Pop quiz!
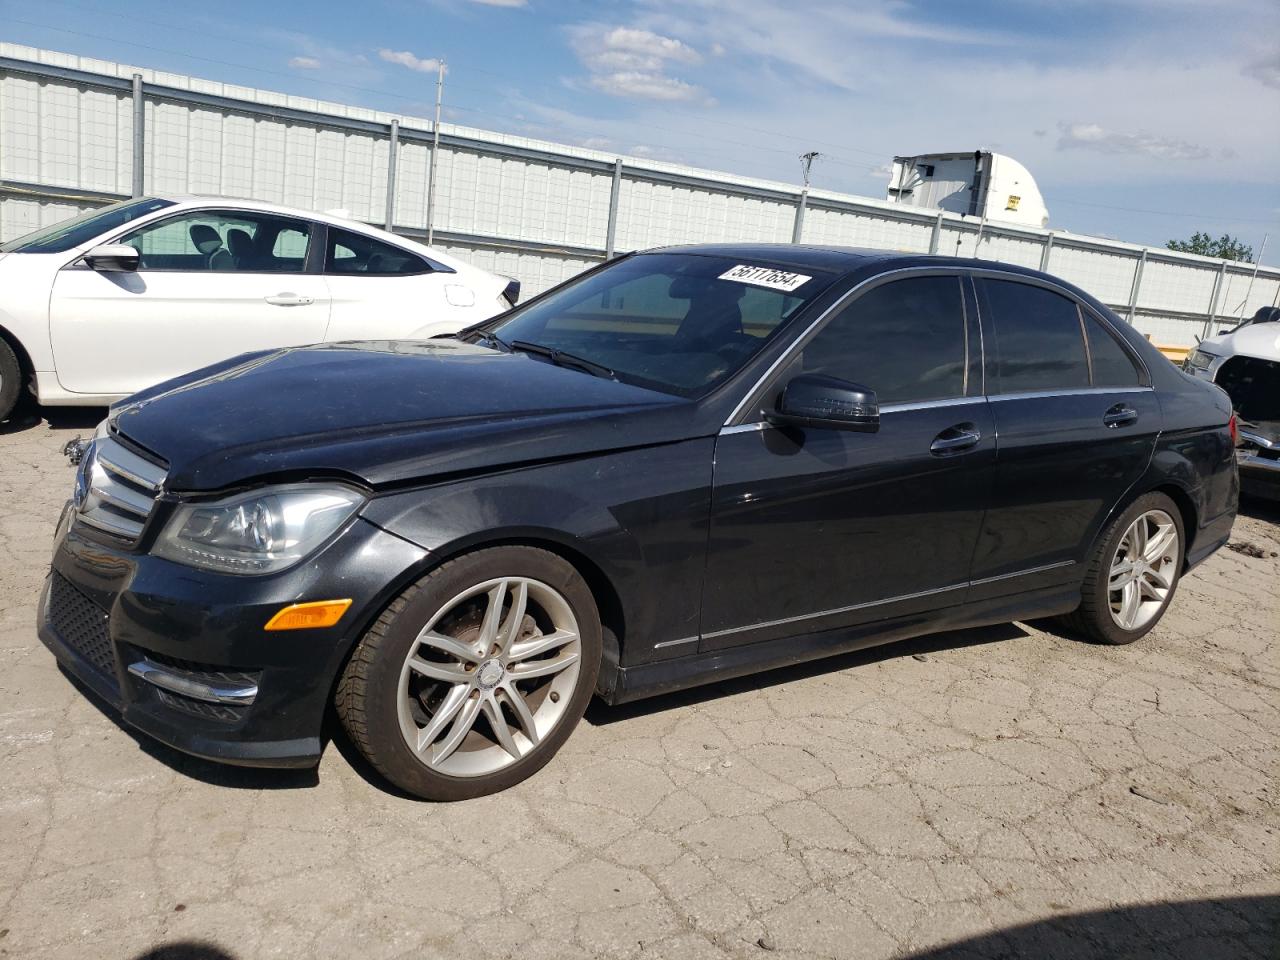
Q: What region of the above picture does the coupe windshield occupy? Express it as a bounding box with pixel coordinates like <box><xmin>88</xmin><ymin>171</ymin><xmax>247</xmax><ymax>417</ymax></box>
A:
<box><xmin>488</xmin><ymin>253</ymin><xmax>835</xmax><ymax>396</ymax></box>
<box><xmin>0</xmin><ymin>197</ymin><xmax>174</xmax><ymax>254</ymax></box>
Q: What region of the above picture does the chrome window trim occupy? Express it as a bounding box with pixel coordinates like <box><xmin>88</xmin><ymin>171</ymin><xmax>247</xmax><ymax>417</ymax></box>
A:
<box><xmin>701</xmin><ymin>558</ymin><xmax>1078</xmax><ymax>642</ymax></box>
<box><xmin>718</xmin><ymin>395</ymin><xmax>986</xmax><ymax>436</ymax></box>
<box><xmin>988</xmin><ymin>386</ymin><xmax>1154</xmax><ymax>402</ymax></box>
<box><xmin>879</xmin><ymin>396</ymin><xmax>986</xmax><ymax>414</ymax></box>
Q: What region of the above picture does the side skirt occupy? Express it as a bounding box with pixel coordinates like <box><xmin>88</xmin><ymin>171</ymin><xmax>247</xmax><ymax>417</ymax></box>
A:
<box><xmin>604</xmin><ymin>585</ymin><xmax>1081</xmax><ymax>706</ymax></box>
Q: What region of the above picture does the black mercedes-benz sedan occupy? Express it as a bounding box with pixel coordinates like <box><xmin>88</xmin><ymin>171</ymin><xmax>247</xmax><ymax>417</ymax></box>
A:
<box><xmin>40</xmin><ymin>245</ymin><xmax>1238</xmax><ymax>800</ymax></box>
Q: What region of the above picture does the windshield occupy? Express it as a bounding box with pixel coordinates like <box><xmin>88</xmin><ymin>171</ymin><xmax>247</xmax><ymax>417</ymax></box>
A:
<box><xmin>0</xmin><ymin>197</ymin><xmax>175</xmax><ymax>254</ymax></box>
<box><xmin>487</xmin><ymin>253</ymin><xmax>835</xmax><ymax>397</ymax></box>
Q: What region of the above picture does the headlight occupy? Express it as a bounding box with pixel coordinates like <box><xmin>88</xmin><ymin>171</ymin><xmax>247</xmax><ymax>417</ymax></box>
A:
<box><xmin>1186</xmin><ymin>349</ymin><xmax>1217</xmax><ymax>372</ymax></box>
<box><xmin>153</xmin><ymin>484</ymin><xmax>364</xmax><ymax>575</ymax></box>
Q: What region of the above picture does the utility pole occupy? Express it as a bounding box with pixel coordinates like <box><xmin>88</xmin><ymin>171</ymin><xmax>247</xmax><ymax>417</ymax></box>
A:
<box><xmin>792</xmin><ymin>151</ymin><xmax>820</xmax><ymax>243</ymax></box>
<box><xmin>425</xmin><ymin>60</ymin><xmax>446</xmax><ymax>245</ymax></box>
<box><xmin>1239</xmin><ymin>233</ymin><xmax>1268</xmax><ymax>319</ymax></box>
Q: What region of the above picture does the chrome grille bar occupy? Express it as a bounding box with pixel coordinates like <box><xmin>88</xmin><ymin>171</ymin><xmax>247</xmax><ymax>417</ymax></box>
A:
<box><xmin>77</xmin><ymin>435</ymin><xmax>167</xmax><ymax>544</ymax></box>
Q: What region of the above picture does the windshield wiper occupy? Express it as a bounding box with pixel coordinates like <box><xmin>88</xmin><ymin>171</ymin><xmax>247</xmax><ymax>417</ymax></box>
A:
<box><xmin>465</xmin><ymin>329</ymin><xmax>511</xmax><ymax>352</ymax></box>
<box><xmin>509</xmin><ymin>340</ymin><xmax>616</xmax><ymax>380</ymax></box>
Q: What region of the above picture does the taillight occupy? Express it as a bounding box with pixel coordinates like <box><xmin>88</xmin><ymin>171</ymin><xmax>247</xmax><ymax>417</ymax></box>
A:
<box><xmin>1228</xmin><ymin>411</ymin><xmax>1239</xmax><ymax>446</ymax></box>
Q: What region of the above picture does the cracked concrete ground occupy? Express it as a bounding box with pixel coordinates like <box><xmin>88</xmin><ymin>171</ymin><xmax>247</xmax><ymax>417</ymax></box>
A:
<box><xmin>1</xmin><ymin>408</ymin><xmax>1276</xmax><ymax>960</ymax></box>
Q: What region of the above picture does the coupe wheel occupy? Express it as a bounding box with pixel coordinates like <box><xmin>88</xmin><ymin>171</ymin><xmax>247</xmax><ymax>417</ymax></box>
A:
<box><xmin>336</xmin><ymin>546</ymin><xmax>601</xmax><ymax>800</ymax></box>
<box><xmin>1061</xmin><ymin>492</ymin><xmax>1185</xmax><ymax>645</ymax></box>
<box><xmin>0</xmin><ymin>338</ymin><xmax>21</xmax><ymax>423</ymax></box>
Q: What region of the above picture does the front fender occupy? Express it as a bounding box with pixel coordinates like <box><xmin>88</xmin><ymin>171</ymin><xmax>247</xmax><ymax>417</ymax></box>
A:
<box><xmin>360</xmin><ymin>438</ymin><xmax>716</xmax><ymax>667</ymax></box>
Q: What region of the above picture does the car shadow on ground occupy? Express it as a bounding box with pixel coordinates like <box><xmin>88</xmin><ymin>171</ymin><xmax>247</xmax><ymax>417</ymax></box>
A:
<box><xmin>125</xmin><ymin>895</ymin><xmax>1277</xmax><ymax>958</ymax></box>
<box><xmin>56</xmin><ymin>664</ymin><xmax>321</xmax><ymax>792</ymax></box>
<box><xmin>1240</xmin><ymin>493</ymin><xmax>1280</xmax><ymax>525</ymax></box>
<box><xmin>584</xmin><ymin>622</ymin><xmax>1032</xmax><ymax>727</ymax></box>
<box><xmin>0</xmin><ymin>401</ymin><xmax>106</xmax><ymax>436</ymax></box>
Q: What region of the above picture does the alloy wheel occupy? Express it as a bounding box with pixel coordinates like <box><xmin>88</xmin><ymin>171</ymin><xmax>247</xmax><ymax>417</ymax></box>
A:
<box><xmin>396</xmin><ymin>577</ymin><xmax>581</xmax><ymax>778</ymax></box>
<box><xmin>1108</xmin><ymin>509</ymin><xmax>1178</xmax><ymax>631</ymax></box>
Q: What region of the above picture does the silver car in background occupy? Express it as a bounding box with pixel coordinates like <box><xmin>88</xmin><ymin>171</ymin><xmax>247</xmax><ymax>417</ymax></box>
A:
<box><xmin>1186</xmin><ymin>306</ymin><xmax>1280</xmax><ymax>499</ymax></box>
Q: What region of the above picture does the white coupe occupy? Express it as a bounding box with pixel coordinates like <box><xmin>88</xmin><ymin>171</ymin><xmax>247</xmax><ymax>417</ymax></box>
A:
<box><xmin>0</xmin><ymin>197</ymin><xmax>515</xmax><ymax>421</ymax></box>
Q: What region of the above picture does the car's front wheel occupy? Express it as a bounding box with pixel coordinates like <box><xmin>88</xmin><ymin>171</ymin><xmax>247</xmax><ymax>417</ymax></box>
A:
<box><xmin>1061</xmin><ymin>491</ymin><xmax>1185</xmax><ymax>645</ymax></box>
<box><xmin>336</xmin><ymin>546</ymin><xmax>601</xmax><ymax>800</ymax></box>
<box><xmin>0</xmin><ymin>338</ymin><xmax>22</xmax><ymax>423</ymax></box>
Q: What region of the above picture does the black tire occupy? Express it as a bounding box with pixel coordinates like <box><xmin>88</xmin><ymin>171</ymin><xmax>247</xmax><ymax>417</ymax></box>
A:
<box><xmin>1059</xmin><ymin>491</ymin><xmax>1186</xmax><ymax>645</ymax></box>
<box><xmin>336</xmin><ymin>546</ymin><xmax>602</xmax><ymax>801</ymax></box>
<box><xmin>0</xmin><ymin>337</ymin><xmax>22</xmax><ymax>423</ymax></box>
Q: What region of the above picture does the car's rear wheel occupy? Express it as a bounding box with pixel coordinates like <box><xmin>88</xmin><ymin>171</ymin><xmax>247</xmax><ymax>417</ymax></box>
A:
<box><xmin>336</xmin><ymin>546</ymin><xmax>601</xmax><ymax>800</ymax></box>
<box><xmin>1061</xmin><ymin>492</ymin><xmax>1185</xmax><ymax>645</ymax></box>
<box><xmin>0</xmin><ymin>338</ymin><xmax>22</xmax><ymax>423</ymax></box>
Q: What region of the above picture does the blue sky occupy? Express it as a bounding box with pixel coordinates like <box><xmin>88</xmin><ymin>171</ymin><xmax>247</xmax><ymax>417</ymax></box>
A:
<box><xmin>4</xmin><ymin>0</ymin><xmax>1278</xmax><ymax>262</ymax></box>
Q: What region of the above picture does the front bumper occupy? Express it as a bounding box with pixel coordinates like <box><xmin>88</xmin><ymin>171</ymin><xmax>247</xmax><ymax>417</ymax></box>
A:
<box><xmin>1237</xmin><ymin>447</ymin><xmax>1280</xmax><ymax>500</ymax></box>
<box><xmin>39</xmin><ymin>504</ymin><xmax>427</xmax><ymax>768</ymax></box>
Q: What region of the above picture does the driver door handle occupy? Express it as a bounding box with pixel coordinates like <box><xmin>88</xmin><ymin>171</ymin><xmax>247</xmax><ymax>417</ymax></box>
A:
<box><xmin>265</xmin><ymin>293</ymin><xmax>313</xmax><ymax>306</ymax></box>
<box><xmin>1103</xmin><ymin>403</ymin><xmax>1138</xmax><ymax>428</ymax></box>
<box><xmin>930</xmin><ymin>423</ymin><xmax>982</xmax><ymax>455</ymax></box>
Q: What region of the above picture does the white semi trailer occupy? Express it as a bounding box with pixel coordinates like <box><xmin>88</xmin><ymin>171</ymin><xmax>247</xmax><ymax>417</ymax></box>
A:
<box><xmin>887</xmin><ymin>151</ymin><xmax>1050</xmax><ymax>229</ymax></box>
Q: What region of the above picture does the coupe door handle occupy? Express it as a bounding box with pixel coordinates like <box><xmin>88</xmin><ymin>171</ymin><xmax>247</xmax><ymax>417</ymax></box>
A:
<box><xmin>930</xmin><ymin>423</ymin><xmax>982</xmax><ymax>455</ymax></box>
<box><xmin>264</xmin><ymin>293</ymin><xmax>313</xmax><ymax>306</ymax></box>
<box><xmin>1103</xmin><ymin>404</ymin><xmax>1138</xmax><ymax>428</ymax></box>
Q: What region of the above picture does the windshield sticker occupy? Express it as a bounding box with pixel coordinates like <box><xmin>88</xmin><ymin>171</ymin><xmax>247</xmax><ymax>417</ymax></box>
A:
<box><xmin>718</xmin><ymin>264</ymin><xmax>812</xmax><ymax>292</ymax></box>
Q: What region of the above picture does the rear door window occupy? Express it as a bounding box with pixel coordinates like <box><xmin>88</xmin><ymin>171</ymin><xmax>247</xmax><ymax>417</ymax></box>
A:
<box><xmin>980</xmin><ymin>279</ymin><xmax>1089</xmax><ymax>393</ymax></box>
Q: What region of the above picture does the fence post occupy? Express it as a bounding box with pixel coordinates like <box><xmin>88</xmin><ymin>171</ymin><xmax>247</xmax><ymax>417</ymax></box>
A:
<box><xmin>1126</xmin><ymin>249</ymin><xmax>1147</xmax><ymax>324</ymax></box>
<box><xmin>383</xmin><ymin>119</ymin><xmax>399</xmax><ymax>231</ymax></box>
<box><xmin>791</xmin><ymin>189</ymin><xmax>808</xmax><ymax>243</ymax></box>
<box><xmin>1039</xmin><ymin>231</ymin><xmax>1055</xmax><ymax>271</ymax></box>
<box><xmin>605</xmin><ymin>158</ymin><xmax>622</xmax><ymax>258</ymax></box>
<box><xmin>131</xmin><ymin>73</ymin><xmax>145</xmax><ymax>198</ymax></box>
<box><xmin>1202</xmin><ymin>260</ymin><xmax>1227</xmax><ymax>339</ymax></box>
<box><xmin>928</xmin><ymin>212</ymin><xmax>943</xmax><ymax>254</ymax></box>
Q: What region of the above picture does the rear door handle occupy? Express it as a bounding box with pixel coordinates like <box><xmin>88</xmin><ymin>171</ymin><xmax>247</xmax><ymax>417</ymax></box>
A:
<box><xmin>265</xmin><ymin>293</ymin><xmax>313</xmax><ymax>306</ymax></box>
<box><xmin>930</xmin><ymin>423</ymin><xmax>982</xmax><ymax>455</ymax></box>
<box><xmin>1103</xmin><ymin>404</ymin><xmax>1138</xmax><ymax>428</ymax></box>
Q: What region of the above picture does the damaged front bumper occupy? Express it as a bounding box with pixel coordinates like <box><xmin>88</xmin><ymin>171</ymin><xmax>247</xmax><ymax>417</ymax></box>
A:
<box><xmin>1237</xmin><ymin>425</ymin><xmax>1280</xmax><ymax>500</ymax></box>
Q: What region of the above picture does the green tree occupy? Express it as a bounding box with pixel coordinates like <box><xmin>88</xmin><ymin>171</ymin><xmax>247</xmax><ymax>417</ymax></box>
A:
<box><xmin>1166</xmin><ymin>232</ymin><xmax>1254</xmax><ymax>261</ymax></box>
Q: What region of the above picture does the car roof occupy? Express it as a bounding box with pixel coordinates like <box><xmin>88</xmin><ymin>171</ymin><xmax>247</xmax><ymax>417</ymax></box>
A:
<box><xmin>646</xmin><ymin>243</ymin><xmax>1051</xmax><ymax>281</ymax></box>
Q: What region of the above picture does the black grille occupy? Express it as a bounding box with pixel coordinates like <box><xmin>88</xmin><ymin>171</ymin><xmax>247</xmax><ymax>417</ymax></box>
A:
<box><xmin>48</xmin><ymin>573</ymin><xmax>116</xmax><ymax>681</ymax></box>
<box><xmin>155</xmin><ymin>689</ymin><xmax>246</xmax><ymax>723</ymax></box>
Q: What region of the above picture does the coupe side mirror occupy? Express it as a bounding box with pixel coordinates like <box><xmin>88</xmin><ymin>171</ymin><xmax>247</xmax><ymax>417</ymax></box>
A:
<box><xmin>83</xmin><ymin>244</ymin><xmax>140</xmax><ymax>272</ymax></box>
<box><xmin>766</xmin><ymin>373</ymin><xmax>879</xmax><ymax>432</ymax></box>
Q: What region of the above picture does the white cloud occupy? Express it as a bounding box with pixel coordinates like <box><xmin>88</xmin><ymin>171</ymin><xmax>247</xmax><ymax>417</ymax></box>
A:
<box><xmin>288</xmin><ymin>56</ymin><xmax>322</xmax><ymax>69</ymax></box>
<box><xmin>1057</xmin><ymin>122</ymin><xmax>1211</xmax><ymax>161</ymax></box>
<box><xmin>570</xmin><ymin>24</ymin><xmax>706</xmax><ymax>103</ymax></box>
<box><xmin>590</xmin><ymin>71</ymin><xmax>702</xmax><ymax>101</ymax></box>
<box><xmin>378</xmin><ymin>48</ymin><xmax>445</xmax><ymax>74</ymax></box>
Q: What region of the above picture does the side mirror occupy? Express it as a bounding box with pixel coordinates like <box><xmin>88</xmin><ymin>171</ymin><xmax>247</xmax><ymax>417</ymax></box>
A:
<box><xmin>83</xmin><ymin>244</ymin><xmax>140</xmax><ymax>272</ymax></box>
<box><xmin>766</xmin><ymin>373</ymin><xmax>879</xmax><ymax>432</ymax></box>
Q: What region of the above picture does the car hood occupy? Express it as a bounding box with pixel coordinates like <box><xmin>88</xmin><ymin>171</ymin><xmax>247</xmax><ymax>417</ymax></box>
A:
<box><xmin>111</xmin><ymin>340</ymin><xmax>698</xmax><ymax>490</ymax></box>
<box><xmin>1204</xmin><ymin>323</ymin><xmax>1280</xmax><ymax>362</ymax></box>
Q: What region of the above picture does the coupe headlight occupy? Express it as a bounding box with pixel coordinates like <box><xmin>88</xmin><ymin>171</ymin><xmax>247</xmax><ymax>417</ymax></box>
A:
<box><xmin>153</xmin><ymin>484</ymin><xmax>364</xmax><ymax>575</ymax></box>
<box><xmin>1186</xmin><ymin>349</ymin><xmax>1217</xmax><ymax>372</ymax></box>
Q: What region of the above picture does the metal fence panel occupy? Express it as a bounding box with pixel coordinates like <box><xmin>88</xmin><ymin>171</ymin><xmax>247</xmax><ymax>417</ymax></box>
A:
<box><xmin>2</xmin><ymin>42</ymin><xmax>1276</xmax><ymax>347</ymax></box>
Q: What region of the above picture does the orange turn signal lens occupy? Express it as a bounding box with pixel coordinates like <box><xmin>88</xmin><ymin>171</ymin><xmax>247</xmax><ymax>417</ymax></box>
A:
<box><xmin>264</xmin><ymin>599</ymin><xmax>353</xmax><ymax>632</ymax></box>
